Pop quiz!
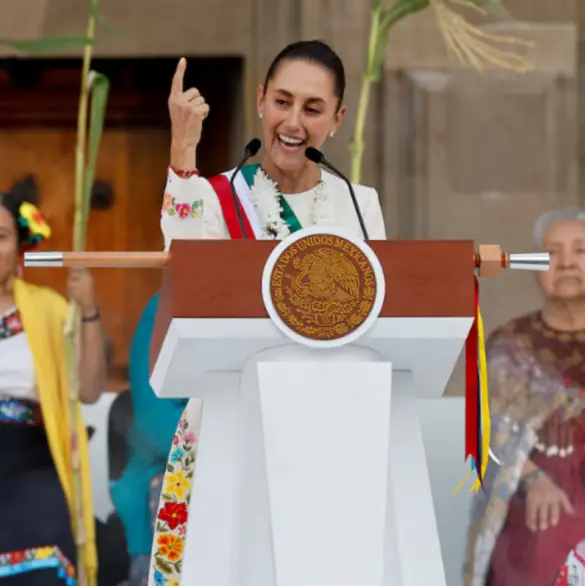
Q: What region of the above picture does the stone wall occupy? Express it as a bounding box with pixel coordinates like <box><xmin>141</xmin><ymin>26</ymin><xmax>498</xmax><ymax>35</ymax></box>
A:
<box><xmin>0</xmin><ymin>0</ymin><xmax>578</xmax><ymax>394</ymax></box>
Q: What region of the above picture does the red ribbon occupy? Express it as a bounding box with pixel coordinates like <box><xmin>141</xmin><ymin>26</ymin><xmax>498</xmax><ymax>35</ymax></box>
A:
<box><xmin>465</xmin><ymin>277</ymin><xmax>479</xmax><ymax>462</ymax></box>
<box><xmin>209</xmin><ymin>174</ymin><xmax>255</xmax><ymax>239</ymax></box>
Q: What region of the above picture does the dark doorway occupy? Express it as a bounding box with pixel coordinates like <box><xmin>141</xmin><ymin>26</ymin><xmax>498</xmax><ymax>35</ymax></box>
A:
<box><xmin>0</xmin><ymin>56</ymin><xmax>243</xmax><ymax>382</ymax></box>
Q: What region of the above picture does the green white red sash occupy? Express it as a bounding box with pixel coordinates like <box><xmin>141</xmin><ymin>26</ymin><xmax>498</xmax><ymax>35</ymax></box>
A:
<box><xmin>208</xmin><ymin>163</ymin><xmax>302</xmax><ymax>239</ymax></box>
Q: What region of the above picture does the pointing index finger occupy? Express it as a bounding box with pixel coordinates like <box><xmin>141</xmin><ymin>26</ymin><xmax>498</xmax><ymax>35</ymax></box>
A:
<box><xmin>171</xmin><ymin>58</ymin><xmax>186</xmax><ymax>95</ymax></box>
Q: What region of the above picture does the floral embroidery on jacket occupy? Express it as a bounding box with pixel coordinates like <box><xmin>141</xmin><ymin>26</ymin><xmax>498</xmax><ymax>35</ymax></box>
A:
<box><xmin>554</xmin><ymin>543</ymin><xmax>585</xmax><ymax>585</ymax></box>
<box><xmin>150</xmin><ymin>407</ymin><xmax>197</xmax><ymax>585</ymax></box>
<box><xmin>161</xmin><ymin>194</ymin><xmax>203</xmax><ymax>219</ymax></box>
<box><xmin>0</xmin><ymin>398</ymin><xmax>42</xmax><ymax>426</ymax></box>
<box><xmin>0</xmin><ymin>307</ymin><xmax>24</xmax><ymax>340</ymax></box>
<box><xmin>0</xmin><ymin>545</ymin><xmax>75</xmax><ymax>585</ymax></box>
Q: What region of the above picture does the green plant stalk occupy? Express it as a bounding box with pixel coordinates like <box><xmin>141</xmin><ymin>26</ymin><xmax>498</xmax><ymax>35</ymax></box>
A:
<box><xmin>349</xmin><ymin>9</ymin><xmax>379</xmax><ymax>185</ymax></box>
<box><xmin>350</xmin><ymin>75</ymin><xmax>373</xmax><ymax>183</ymax></box>
<box><xmin>349</xmin><ymin>0</ymin><xmax>429</xmax><ymax>183</ymax></box>
<box><xmin>64</xmin><ymin>1</ymin><xmax>98</xmax><ymax>584</ymax></box>
<box><xmin>350</xmin><ymin>75</ymin><xmax>374</xmax><ymax>184</ymax></box>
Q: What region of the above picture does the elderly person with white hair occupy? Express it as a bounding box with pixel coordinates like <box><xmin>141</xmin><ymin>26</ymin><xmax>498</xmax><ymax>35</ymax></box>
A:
<box><xmin>463</xmin><ymin>209</ymin><xmax>585</xmax><ymax>586</ymax></box>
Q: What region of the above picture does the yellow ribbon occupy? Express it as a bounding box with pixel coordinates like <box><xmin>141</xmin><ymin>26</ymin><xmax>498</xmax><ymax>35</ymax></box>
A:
<box><xmin>454</xmin><ymin>309</ymin><xmax>491</xmax><ymax>493</ymax></box>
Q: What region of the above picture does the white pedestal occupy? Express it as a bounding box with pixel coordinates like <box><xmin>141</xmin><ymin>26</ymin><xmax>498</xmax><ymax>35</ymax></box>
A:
<box><xmin>177</xmin><ymin>343</ymin><xmax>448</xmax><ymax>586</ymax></box>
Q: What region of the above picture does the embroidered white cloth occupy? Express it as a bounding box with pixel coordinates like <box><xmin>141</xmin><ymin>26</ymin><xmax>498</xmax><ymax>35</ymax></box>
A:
<box><xmin>160</xmin><ymin>167</ymin><xmax>387</xmax><ymax>249</ymax></box>
<box><xmin>0</xmin><ymin>307</ymin><xmax>37</xmax><ymax>401</ymax></box>
<box><xmin>555</xmin><ymin>541</ymin><xmax>585</xmax><ymax>585</ymax></box>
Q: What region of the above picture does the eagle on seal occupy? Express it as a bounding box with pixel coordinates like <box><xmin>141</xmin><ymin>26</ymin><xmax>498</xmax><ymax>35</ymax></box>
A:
<box><xmin>291</xmin><ymin>247</ymin><xmax>360</xmax><ymax>302</ymax></box>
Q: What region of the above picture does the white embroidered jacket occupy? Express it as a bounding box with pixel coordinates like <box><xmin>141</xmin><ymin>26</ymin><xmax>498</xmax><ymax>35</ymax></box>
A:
<box><xmin>160</xmin><ymin>167</ymin><xmax>387</xmax><ymax>250</ymax></box>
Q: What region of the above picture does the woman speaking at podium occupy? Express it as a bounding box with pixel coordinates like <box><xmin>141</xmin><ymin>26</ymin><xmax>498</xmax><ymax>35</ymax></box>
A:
<box><xmin>160</xmin><ymin>40</ymin><xmax>386</xmax><ymax>245</ymax></box>
<box><xmin>148</xmin><ymin>41</ymin><xmax>387</xmax><ymax>586</ymax></box>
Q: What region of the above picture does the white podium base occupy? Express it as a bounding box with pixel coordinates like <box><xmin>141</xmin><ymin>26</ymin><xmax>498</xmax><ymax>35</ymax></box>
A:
<box><xmin>181</xmin><ymin>345</ymin><xmax>446</xmax><ymax>586</ymax></box>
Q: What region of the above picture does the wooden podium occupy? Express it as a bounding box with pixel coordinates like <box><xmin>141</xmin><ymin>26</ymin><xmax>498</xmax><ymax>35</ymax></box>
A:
<box><xmin>147</xmin><ymin>236</ymin><xmax>476</xmax><ymax>586</ymax></box>
<box><xmin>24</xmin><ymin>232</ymin><xmax>548</xmax><ymax>586</ymax></box>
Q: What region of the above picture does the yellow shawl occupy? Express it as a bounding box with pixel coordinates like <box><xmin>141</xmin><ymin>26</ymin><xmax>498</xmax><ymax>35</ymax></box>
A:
<box><xmin>14</xmin><ymin>278</ymin><xmax>97</xmax><ymax>586</ymax></box>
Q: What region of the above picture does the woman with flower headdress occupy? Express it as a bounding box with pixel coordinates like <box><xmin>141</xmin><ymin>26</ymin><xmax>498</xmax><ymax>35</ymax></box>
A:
<box><xmin>0</xmin><ymin>176</ymin><xmax>107</xmax><ymax>585</ymax></box>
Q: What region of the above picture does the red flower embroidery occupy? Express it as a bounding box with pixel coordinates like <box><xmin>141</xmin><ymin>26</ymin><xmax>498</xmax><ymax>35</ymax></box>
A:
<box><xmin>5</xmin><ymin>314</ymin><xmax>23</xmax><ymax>335</ymax></box>
<box><xmin>10</xmin><ymin>551</ymin><xmax>25</xmax><ymax>563</ymax></box>
<box><xmin>174</xmin><ymin>203</ymin><xmax>191</xmax><ymax>219</ymax></box>
<box><xmin>157</xmin><ymin>502</ymin><xmax>188</xmax><ymax>530</ymax></box>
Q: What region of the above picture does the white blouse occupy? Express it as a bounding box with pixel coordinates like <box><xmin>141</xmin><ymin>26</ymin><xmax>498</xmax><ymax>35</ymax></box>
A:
<box><xmin>0</xmin><ymin>307</ymin><xmax>37</xmax><ymax>401</ymax></box>
<box><xmin>160</xmin><ymin>167</ymin><xmax>387</xmax><ymax>250</ymax></box>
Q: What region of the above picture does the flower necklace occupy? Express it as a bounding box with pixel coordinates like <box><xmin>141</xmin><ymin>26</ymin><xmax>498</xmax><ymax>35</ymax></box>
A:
<box><xmin>249</xmin><ymin>167</ymin><xmax>333</xmax><ymax>240</ymax></box>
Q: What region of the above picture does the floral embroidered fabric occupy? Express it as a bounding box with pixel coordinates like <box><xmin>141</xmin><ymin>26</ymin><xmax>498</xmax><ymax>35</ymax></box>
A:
<box><xmin>150</xmin><ymin>407</ymin><xmax>197</xmax><ymax>586</ymax></box>
<box><xmin>161</xmin><ymin>192</ymin><xmax>203</xmax><ymax>219</ymax></box>
<box><xmin>0</xmin><ymin>545</ymin><xmax>76</xmax><ymax>584</ymax></box>
<box><xmin>0</xmin><ymin>307</ymin><xmax>24</xmax><ymax>340</ymax></box>
<box><xmin>0</xmin><ymin>309</ymin><xmax>40</xmax><ymax>424</ymax></box>
<box><xmin>0</xmin><ymin>398</ymin><xmax>42</xmax><ymax>426</ymax></box>
<box><xmin>554</xmin><ymin>541</ymin><xmax>585</xmax><ymax>585</ymax></box>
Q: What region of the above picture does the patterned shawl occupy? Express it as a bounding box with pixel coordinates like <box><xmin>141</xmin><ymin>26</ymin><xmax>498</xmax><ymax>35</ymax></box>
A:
<box><xmin>463</xmin><ymin>311</ymin><xmax>585</xmax><ymax>586</ymax></box>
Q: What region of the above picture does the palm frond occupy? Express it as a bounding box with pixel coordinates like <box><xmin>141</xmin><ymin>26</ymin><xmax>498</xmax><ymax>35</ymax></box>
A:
<box><xmin>90</xmin><ymin>3</ymin><xmax>119</xmax><ymax>36</ymax></box>
<box><xmin>79</xmin><ymin>72</ymin><xmax>110</xmax><ymax>248</ymax></box>
<box><xmin>0</xmin><ymin>36</ymin><xmax>94</xmax><ymax>53</ymax></box>
<box><xmin>464</xmin><ymin>0</ymin><xmax>508</xmax><ymax>18</ymax></box>
<box><xmin>350</xmin><ymin>0</ymin><xmax>533</xmax><ymax>183</ymax></box>
<box><xmin>431</xmin><ymin>0</ymin><xmax>533</xmax><ymax>72</ymax></box>
<box><xmin>367</xmin><ymin>0</ymin><xmax>430</xmax><ymax>81</ymax></box>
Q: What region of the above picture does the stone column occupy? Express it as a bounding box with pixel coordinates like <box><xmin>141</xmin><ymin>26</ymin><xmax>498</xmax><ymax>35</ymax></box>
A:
<box><xmin>578</xmin><ymin>0</ymin><xmax>585</xmax><ymax>205</ymax></box>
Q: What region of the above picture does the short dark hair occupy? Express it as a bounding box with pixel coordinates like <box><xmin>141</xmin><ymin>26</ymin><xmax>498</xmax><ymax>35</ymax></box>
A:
<box><xmin>263</xmin><ymin>40</ymin><xmax>346</xmax><ymax>110</ymax></box>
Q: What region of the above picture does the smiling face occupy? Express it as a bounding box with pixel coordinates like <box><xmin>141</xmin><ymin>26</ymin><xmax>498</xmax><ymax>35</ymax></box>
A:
<box><xmin>538</xmin><ymin>220</ymin><xmax>585</xmax><ymax>301</ymax></box>
<box><xmin>257</xmin><ymin>59</ymin><xmax>346</xmax><ymax>174</ymax></box>
<box><xmin>0</xmin><ymin>205</ymin><xmax>18</xmax><ymax>287</ymax></box>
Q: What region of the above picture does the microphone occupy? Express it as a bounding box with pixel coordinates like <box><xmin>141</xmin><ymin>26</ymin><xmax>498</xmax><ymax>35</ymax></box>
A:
<box><xmin>230</xmin><ymin>138</ymin><xmax>262</xmax><ymax>239</ymax></box>
<box><xmin>305</xmin><ymin>146</ymin><xmax>369</xmax><ymax>240</ymax></box>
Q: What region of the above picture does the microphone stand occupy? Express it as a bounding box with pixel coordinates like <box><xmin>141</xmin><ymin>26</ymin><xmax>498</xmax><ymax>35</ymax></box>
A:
<box><xmin>305</xmin><ymin>149</ymin><xmax>369</xmax><ymax>240</ymax></box>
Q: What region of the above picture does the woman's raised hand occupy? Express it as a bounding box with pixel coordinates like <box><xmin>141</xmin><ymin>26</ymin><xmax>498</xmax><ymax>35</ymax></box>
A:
<box><xmin>168</xmin><ymin>58</ymin><xmax>210</xmax><ymax>161</ymax></box>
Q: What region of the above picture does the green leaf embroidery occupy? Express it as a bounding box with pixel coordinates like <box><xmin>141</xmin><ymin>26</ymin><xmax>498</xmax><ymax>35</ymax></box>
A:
<box><xmin>155</xmin><ymin>555</ymin><xmax>173</xmax><ymax>575</ymax></box>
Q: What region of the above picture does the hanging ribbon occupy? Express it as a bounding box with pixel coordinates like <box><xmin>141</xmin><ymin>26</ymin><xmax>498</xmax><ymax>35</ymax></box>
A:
<box><xmin>464</xmin><ymin>278</ymin><xmax>479</xmax><ymax>465</ymax></box>
<box><xmin>455</xmin><ymin>276</ymin><xmax>491</xmax><ymax>493</ymax></box>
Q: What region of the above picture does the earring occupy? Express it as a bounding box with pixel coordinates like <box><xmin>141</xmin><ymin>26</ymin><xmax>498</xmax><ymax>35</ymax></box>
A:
<box><xmin>329</xmin><ymin>132</ymin><xmax>335</xmax><ymax>138</ymax></box>
<box><xmin>259</xmin><ymin>113</ymin><xmax>263</xmax><ymax>119</ymax></box>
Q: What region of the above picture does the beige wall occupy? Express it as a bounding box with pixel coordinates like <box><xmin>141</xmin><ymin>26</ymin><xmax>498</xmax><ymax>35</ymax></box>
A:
<box><xmin>0</xmin><ymin>0</ymin><xmax>579</xmax><ymax>394</ymax></box>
